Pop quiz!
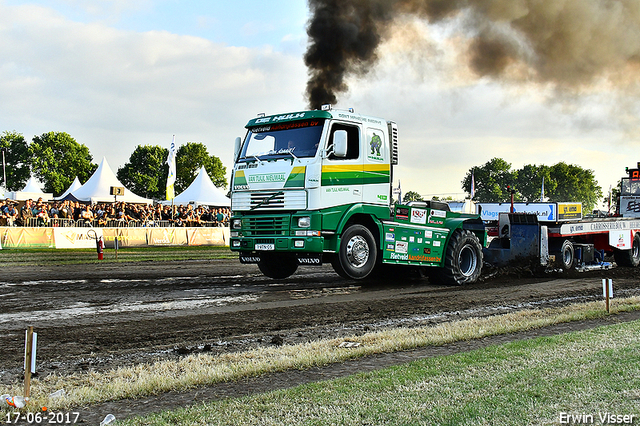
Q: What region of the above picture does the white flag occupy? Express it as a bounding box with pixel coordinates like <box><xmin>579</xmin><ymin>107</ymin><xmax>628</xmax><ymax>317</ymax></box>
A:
<box><xmin>166</xmin><ymin>135</ymin><xmax>177</xmax><ymax>200</ymax></box>
<box><xmin>392</xmin><ymin>180</ymin><xmax>402</xmax><ymax>203</ymax></box>
<box><xmin>471</xmin><ymin>171</ymin><xmax>475</xmax><ymax>199</ymax></box>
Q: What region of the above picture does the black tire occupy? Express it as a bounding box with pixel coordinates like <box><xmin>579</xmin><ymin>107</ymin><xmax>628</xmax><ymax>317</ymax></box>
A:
<box><xmin>558</xmin><ymin>240</ymin><xmax>576</xmax><ymax>271</ymax></box>
<box><xmin>432</xmin><ymin>229</ymin><xmax>482</xmax><ymax>285</ymax></box>
<box><xmin>614</xmin><ymin>232</ymin><xmax>640</xmax><ymax>267</ymax></box>
<box><xmin>258</xmin><ymin>254</ymin><xmax>298</xmax><ymax>279</ymax></box>
<box><xmin>333</xmin><ymin>224</ymin><xmax>377</xmax><ymax>280</ymax></box>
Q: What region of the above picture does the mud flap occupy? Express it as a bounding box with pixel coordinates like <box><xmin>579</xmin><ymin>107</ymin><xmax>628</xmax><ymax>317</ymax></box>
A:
<box><xmin>296</xmin><ymin>254</ymin><xmax>323</xmax><ymax>265</ymax></box>
<box><xmin>239</xmin><ymin>253</ymin><xmax>261</xmax><ymax>264</ymax></box>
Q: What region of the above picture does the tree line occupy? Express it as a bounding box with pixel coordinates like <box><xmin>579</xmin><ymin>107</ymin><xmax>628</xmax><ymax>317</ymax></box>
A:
<box><xmin>401</xmin><ymin>158</ymin><xmax>603</xmax><ymax>212</ymax></box>
<box><xmin>0</xmin><ymin>131</ymin><xmax>227</xmax><ymax>200</ymax></box>
<box><xmin>461</xmin><ymin>158</ymin><xmax>602</xmax><ymax>212</ymax></box>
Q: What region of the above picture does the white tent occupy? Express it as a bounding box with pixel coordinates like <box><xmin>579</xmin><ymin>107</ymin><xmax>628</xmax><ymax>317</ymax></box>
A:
<box><xmin>161</xmin><ymin>166</ymin><xmax>230</xmax><ymax>207</ymax></box>
<box><xmin>55</xmin><ymin>176</ymin><xmax>82</xmax><ymax>200</ymax></box>
<box><xmin>7</xmin><ymin>176</ymin><xmax>53</xmax><ymax>201</ymax></box>
<box><xmin>71</xmin><ymin>157</ymin><xmax>152</xmax><ymax>204</ymax></box>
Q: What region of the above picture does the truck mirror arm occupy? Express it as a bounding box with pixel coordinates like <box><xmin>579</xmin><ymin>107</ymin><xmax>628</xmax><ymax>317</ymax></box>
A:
<box><xmin>321</xmin><ymin>144</ymin><xmax>334</xmax><ymax>159</ymax></box>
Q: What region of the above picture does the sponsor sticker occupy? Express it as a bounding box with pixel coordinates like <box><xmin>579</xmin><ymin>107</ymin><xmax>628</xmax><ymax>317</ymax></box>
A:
<box><xmin>395</xmin><ymin>241</ymin><xmax>408</xmax><ymax>254</ymax></box>
<box><xmin>411</xmin><ymin>208</ymin><xmax>427</xmax><ymax>225</ymax></box>
<box><xmin>390</xmin><ymin>252</ymin><xmax>409</xmax><ymax>260</ymax></box>
<box><xmin>385</xmin><ymin>232</ymin><xmax>395</xmax><ymax>242</ymax></box>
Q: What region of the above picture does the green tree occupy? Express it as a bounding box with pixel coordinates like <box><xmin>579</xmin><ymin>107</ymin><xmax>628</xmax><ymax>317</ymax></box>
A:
<box><xmin>402</xmin><ymin>191</ymin><xmax>423</xmax><ymax>203</ymax></box>
<box><xmin>30</xmin><ymin>132</ymin><xmax>96</xmax><ymax>195</ymax></box>
<box><xmin>0</xmin><ymin>131</ymin><xmax>31</xmax><ymax>191</ymax></box>
<box><xmin>176</xmin><ymin>142</ymin><xmax>227</xmax><ymax>192</ymax></box>
<box><xmin>514</xmin><ymin>164</ymin><xmax>554</xmax><ymax>202</ymax></box>
<box><xmin>117</xmin><ymin>145</ymin><xmax>169</xmax><ymax>200</ymax></box>
<box><xmin>547</xmin><ymin>162</ymin><xmax>602</xmax><ymax>212</ymax></box>
<box><xmin>461</xmin><ymin>158</ymin><xmax>516</xmax><ymax>202</ymax></box>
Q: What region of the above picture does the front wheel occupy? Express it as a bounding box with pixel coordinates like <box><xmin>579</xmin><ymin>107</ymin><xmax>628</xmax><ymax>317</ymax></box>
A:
<box><xmin>258</xmin><ymin>254</ymin><xmax>298</xmax><ymax>279</ymax></box>
<box><xmin>432</xmin><ymin>229</ymin><xmax>482</xmax><ymax>286</ymax></box>
<box><xmin>332</xmin><ymin>224</ymin><xmax>377</xmax><ymax>280</ymax></box>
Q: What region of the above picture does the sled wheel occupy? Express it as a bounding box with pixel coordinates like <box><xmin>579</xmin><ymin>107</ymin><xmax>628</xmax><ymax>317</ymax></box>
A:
<box><xmin>614</xmin><ymin>232</ymin><xmax>640</xmax><ymax>267</ymax></box>
<box><xmin>433</xmin><ymin>229</ymin><xmax>483</xmax><ymax>285</ymax></box>
<box><xmin>559</xmin><ymin>240</ymin><xmax>576</xmax><ymax>271</ymax></box>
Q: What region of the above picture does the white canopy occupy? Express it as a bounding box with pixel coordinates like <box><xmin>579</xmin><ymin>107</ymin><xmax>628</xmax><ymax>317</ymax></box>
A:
<box><xmin>71</xmin><ymin>157</ymin><xmax>152</xmax><ymax>204</ymax></box>
<box><xmin>7</xmin><ymin>176</ymin><xmax>53</xmax><ymax>201</ymax></box>
<box><xmin>162</xmin><ymin>166</ymin><xmax>230</xmax><ymax>207</ymax></box>
<box><xmin>55</xmin><ymin>176</ymin><xmax>82</xmax><ymax>200</ymax></box>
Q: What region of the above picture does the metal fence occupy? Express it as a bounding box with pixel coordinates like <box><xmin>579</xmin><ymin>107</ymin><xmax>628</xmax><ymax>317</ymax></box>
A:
<box><xmin>17</xmin><ymin>218</ymin><xmax>228</xmax><ymax>228</ymax></box>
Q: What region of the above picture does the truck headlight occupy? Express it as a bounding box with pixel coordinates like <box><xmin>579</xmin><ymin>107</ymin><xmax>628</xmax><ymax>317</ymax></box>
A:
<box><xmin>298</xmin><ymin>216</ymin><xmax>311</xmax><ymax>228</ymax></box>
<box><xmin>232</xmin><ymin>219</ymin><xmax>242</xmax><ymax>229</ymax></box>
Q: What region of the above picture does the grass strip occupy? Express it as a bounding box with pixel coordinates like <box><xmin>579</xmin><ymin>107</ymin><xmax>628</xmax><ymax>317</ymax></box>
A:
<box><xmin>1</xmin><ymin>296</ymin><xmax>639</xmax><ymax>414</ymax></box>
<box><xmin>121</xmin><ymin>319</ymin><xmax>640</xmax><ymax>426</ymax></box>
<box><xmin>0</xmin><ymin>246</ymin><xmax>235</xmax><ymax>265</ymax></box>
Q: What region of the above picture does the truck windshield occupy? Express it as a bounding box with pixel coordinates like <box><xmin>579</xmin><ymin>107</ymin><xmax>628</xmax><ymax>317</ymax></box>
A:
<box><xmin>240</xmin><ymin>119</ymin><xmax>324</xmax><ymax>161</ymax></box>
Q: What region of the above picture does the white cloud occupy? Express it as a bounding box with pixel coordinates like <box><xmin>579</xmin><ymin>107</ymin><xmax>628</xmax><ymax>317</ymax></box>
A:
<box><xmin>2</xmin><ymin>1</ymin><xmax>639</xmax><ymax>205</ymax></box>
<box><xmin>0</xmin><ymin>2</ymin><xmax>307</xmax><ymax>182</ymax></box>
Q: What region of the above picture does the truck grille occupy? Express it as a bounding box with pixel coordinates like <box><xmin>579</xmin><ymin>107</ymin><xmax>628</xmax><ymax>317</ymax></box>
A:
<box><xmin>232</xmin><ymin>190</ymin><xmax>307</xmax><ymax>211</ymax></box>
<box><xmin>251</xmin><ymin>192</ymin><xmax>285</xmax><ymax>209</ymax></box>
<box><xmin>244</xmin><ymin>217</ymin><xmax>289</xmax><ymax>236</ymax></box>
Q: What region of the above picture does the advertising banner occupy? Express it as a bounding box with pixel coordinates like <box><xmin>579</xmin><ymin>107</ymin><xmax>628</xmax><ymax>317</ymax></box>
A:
<box><xmin>187</xmin><ymin>228</ymin><xmax>228</xmax><ymax>246</ymax></box>
<box><xmin>620</xmin><ymin>196</ymin><xmax>640</xmax><ymax>218</ymax></box>
<box><xmin>477</xmin><ymin>203</ymin><xmax>557</xmax><ymax>222</ymax></box>
<box><xmin>147</xmin><ymin>228</ymin><xmax>188</xmax><ymax>246</ymax></box>
<box><xmin>53</xmin><ymin>228</ymin><xmax>104</xmax><ymax>249</ymax></box>
<box><xmin>102</xmin><ymin>228</ymin><xmax>148</xmax><ymax>248</ymax></box>
<box><xmin>1</xmin><ymin>228</ymin><xmax>54</xmax><ymax>248</ymax></box>
<box><xmin>557</xmin><ymin>203</ymin><xmax>582</xmax><ymax>221</ymax></box>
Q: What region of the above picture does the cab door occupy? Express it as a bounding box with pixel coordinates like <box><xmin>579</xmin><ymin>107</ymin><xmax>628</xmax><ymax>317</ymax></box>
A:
<box><xmin>319</xmin><ymin>122</ymin><xmax>363</xmax><ymax>209</ymax></box>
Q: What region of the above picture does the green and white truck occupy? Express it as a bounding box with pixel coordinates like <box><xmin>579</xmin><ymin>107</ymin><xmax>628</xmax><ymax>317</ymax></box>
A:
<box><xmin>229</xmin><ymin>106</ymin><xmax>487</xmax><ymax>284</ymax></box>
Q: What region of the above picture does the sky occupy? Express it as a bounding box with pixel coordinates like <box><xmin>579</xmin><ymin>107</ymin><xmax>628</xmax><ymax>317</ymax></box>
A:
<box><xmin>1</xmin><ymin>0</ymin><xmax>639</xmax><ymax>204</ymax></box>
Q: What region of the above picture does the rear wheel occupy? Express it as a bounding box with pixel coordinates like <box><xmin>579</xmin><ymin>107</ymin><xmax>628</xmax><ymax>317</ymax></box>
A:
<box><xmin>332</xmin><ymin>224</ymin><xmax>377</xmax><ymax>280</ymax></box>
<box><xmin>614</xmin><ymin>232</ymin><xmax>640</xmax><ymax>267</ymax></box>
<box><xmin>258</xmin><ymin>254</ymin><xmax>298</xmax><ymax>279</ymax></box>
<box><xmin>432</xmin><ymin>229</ymin><xmax>482</xmax><ymax>285</ymax></box>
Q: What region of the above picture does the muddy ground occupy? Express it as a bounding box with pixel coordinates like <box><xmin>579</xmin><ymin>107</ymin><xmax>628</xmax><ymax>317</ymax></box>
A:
<box><xmin>1</xmin><ymin>258</ymin><xmax>639</xmax><ymax>423</ymax></box>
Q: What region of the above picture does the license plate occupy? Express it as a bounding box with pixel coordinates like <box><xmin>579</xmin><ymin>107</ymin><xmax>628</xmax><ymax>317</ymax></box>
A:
<box><xmin>255</xmin><ymin>243</ymin><xmax>275</xmax><ymax>251</ymax></box>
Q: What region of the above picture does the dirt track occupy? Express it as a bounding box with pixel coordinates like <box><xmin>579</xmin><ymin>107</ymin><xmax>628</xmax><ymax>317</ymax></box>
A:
<box><xmin>1</xmin><ymin>258</ymin><xmax>640</xmax><ymax>422</ymax></box>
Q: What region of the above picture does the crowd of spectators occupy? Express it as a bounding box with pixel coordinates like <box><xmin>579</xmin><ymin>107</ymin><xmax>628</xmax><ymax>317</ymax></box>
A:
<box><xmin>0</xmin><ymin>197</ymin><xmax>230</xmax><ymax>228</ymax></box>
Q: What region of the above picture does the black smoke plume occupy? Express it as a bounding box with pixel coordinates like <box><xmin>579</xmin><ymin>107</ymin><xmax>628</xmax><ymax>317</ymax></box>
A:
<box><xmin>305</xmin><ymin>0</ymin><xmax>640</xmax><ymax>110</ymax></box>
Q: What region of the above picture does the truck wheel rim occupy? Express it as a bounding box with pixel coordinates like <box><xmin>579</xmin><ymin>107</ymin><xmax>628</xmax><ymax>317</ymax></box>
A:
<box><xmin>346</xmin><ymin>235</ymin><xmax>369</xmax><ymax>268</ymax></box>
<box><xmin>459</xmin><ymin>246</ymin><xmax>477</xmax><ymax>277</ymax></box>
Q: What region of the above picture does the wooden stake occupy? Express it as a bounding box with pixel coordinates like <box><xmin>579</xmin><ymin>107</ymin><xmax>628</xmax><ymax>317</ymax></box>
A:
<box><xmin>24</xmin><ymin>326</ymin><xmax>33</xmax><ymax>399</ymax></box>
<box><xmin>603</xmin><ymin>278</ymin><xmax>612</xmax><ymax>313</ymax></box>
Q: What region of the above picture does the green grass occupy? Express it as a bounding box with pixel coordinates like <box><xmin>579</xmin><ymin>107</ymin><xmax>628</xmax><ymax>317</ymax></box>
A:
<box><xmin>0</xmin><ymin>246</ymin><xmax>235</xmax><ymax>265</ymax></box>
<box><xmin>2</xmin><ymin>297</ymin><xmax>639</xmax><ymax>418</ymax></box>
<box><xmin>122</xmin><ymin>320</ymin><xmax>640</xmax><ymax>426</ymax></box>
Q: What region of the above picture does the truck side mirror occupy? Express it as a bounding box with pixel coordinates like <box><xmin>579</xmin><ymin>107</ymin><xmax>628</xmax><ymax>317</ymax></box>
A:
<box><xmin>333</xmin><ymin>130</ymin><xmax>348</xmax><ymax>158</ymax></box>
<box><xmin>234</xmin><ymin>137</ymin><xmax>242</xmax><ymax>160</ymax></box>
